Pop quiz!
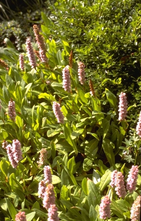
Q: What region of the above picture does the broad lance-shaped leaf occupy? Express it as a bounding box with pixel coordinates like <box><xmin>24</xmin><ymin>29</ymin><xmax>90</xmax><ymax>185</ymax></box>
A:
<box><xmin>99</xmin><ymin>169</ymin><xmax>111</xmax><ymax>192</ymax></box>
<box><xmin>5</xmin><ymin>198</ymin><xmax>17</xmax><ymax>220</ymax></box>
<box><xmin>102</xmin><ymin>138</ymin><xmax>115</xmax><ymax>167</ymax></box>
<box><xmin>88</xmin><ymin>179</ymin><xmax>101</xmax><ymax>206</ymax></box>
<box><xmin>105</xmin><ymin>88</ymin><xmax>117</xmax><ymax>108</ymax></box>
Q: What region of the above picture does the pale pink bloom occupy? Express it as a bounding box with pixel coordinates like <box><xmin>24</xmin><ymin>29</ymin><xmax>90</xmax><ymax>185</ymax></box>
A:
<box><xmin>15</xmin><ymin>211</ymin><xmax>27</xmax><ymax>221</ymax></box>
<box><xmin>44</xmin><ymin>166</ymin><xmax>52</xmax><ymax>184</ymax></box>
<box><xmin>62</xmin><ymin>65</ymin><xmax>71</xmax><ymax>92</ymax></box>
<box><xmin>38</xmin><ymin>180</ymin><xmax>46</xmax><ymax>199</ymax></box>
<box><xmin>78</xmin><ymin>62</ymin><xmax>85</xmax><ymax>85</ymax></box>
<box><xmin>6</xmin><ymin>144</ymin><xmax>18</xmax><ymax>168</ymax></box>
<box><xmin>38</xmin><ymin>148</ymin><xmax>47</xmax><ymax>166</ymax></box>
<box><xmin>130</xmin><ymin>196</ymin><xmax>141</xmax><ymax>221</ymax></box>
<box><xmin>126</xmin><ymin>165</ymin><xmax>139</xmax><ymax>193</ymax></box>
<box><xmin>115</xmin><ymin>172</ymin><xmax>126</xmax><ymax>198</ymax></box>
<box><xmin>12</xmin><ymin>139</ymin><xmax>22</xmax><ymax>163</ymax></box>
<box><xmin>8</xmin><ymin>100</ymin><xmax>16</xmax><ymax>121</ymax></box>
<box><xmin>110</xmin><ymin>170</ymin><xmax>118</xmax><ymax>188</ymax></box>
<box><xmin>19</xmin><ymin>54</ymin><xmax>24</xmax><ymax>71</ymax></box>
<box><xmin>43</xmin><ymin>184</ymin><xmax>55</xmax><ymax>210</ymax></box>
<box><xmin>99</xmin><ymin>195</ymin><xmax>111</xmax><ymax>220</ymax></box>
<box><xmin>118</xmin><ymin>92</ymin><xmax>127</xmax><ymax>121</ymax></box>
<box><xmin>136</xmin><ymin>112</ymin><xmax>141</xmax><ymax>137</ymax></box>
<box><xmin>26</xmin><ymin>37</ymin><xmax>36</xmax><ymax>69</ymax></box>
<box><xmin>48</xmin><ymin>204</ymin><xmax>59</xmax><ymax>221</ymax></box>
<box><xmin>52</xmin><ymin>102</ymin><xmax>64</xmax><ymax>123</ymax></box>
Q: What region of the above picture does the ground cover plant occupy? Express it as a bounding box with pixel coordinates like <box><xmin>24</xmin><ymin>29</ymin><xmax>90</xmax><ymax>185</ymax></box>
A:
<box><xmin>0</xmin><ymin>0</ymin><xmax>141</xmax><ymax>220</ymax></box>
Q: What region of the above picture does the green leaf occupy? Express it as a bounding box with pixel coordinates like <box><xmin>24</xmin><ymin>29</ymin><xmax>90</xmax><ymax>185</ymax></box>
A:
<box><xmin>15</xmin><ymin>115</ymin><xmax>23</xmax><ymax>128</ymax></box>
<box><xmin>89</xmin><ymin>205</ymin><xmax>97</xmax><ymax>221</ymax></box>
<box><xmin>38</xmin><ymin>93</ymin><xmax>55</xmax><ymax>101</ymax></box>
<box><xmin>67</xmin><ymin>156</ymin><xmax>76</xmax><ymax>174</ymax></box>
<box><xmin>52</xmin><ymin>175</ymin><xmax>61</xmax><ymax>184</ymax></box>
<box><xmin>87</xmin><ymin>179</ymin><xmax>101</xmax><ymax>206</ymax></box>
<box><xmin>60</xmin><ymin>185</ymin><xmax>69</xmax><ymax>199</ymax></box>
<box><xmin>64</xmin><ymin>123</ymin><xmax>78</xmax><ymax>154</ymax></box>
<box><xmin>105</xmin><ymin>88</ymin><xmax>117</xmax><ymax>108</ymax></box>
<box><xmin>6</xmin><ymin>198</ymin><xmax>17</xmax><ymax>220</ymax></box>
<box><xmin>82</xmin><ymin>178</ymin><xmax>88</xmax><ymax>195</ymax></box>
<box><xmin>102</xmin><ymin>138</ymin><xmax>115</xmax><ymax>166</ymax></box>
<box><xmin>26</xmin><ymin>212</ymin><xmax>36</xmax><ymax>221</ymax></box>
<box><xmin>99</xmin><ymin>169</ymin><xmax>111</xmax><ymax>192</ymax></box>
<box><xmin>0</xmin><ymin>159</ymin><xmax>10</xmax><ymax>177</ymax></box>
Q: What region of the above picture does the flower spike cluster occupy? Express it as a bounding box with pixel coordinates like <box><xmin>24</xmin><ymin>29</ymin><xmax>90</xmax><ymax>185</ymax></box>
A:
<box><xmin>38</xmin><ymin>166</ymin><xmax>59</xmax><ymax>221</ymax></box>
<box><xmin>6</xmin><ymin>140</ymin><xmax>22</xmax><ymax>168</ymax></box>
<box><xmin>126</xmin><ymin>165</ymin><xmax>139</xmax><ymax>193</ymax></box>
<box><xmin>130</xmin><ymin>196</ymin><xmax>141</xmax><ymax>221</ymax></box>
<box><xmin>136</xmin><ymin>112</ymin><xmax>141</xmax><ymax>137</ymax></box>
<box><xmin>26</xmin><ymin>37</ymin><xmax>36</xmax><ymax>69</ymax></box>
<box><xmin>62</xmin><ymin>65</ymin><xmax>71</xmax><ymax>92</ymax></box>
<box><xmin>52</xmin><ymin>102</ymin><xmax>64</xmax><ymax>123</ymax></box>
<box><xmin>99</xmin><ymin>195</ymin><xmax>111</xmax><ymax>220</ymax></box>
<box><xmin>118</xmin><ymin>92</ymin><xmax>128</xmax><ymax>121</ymax></box>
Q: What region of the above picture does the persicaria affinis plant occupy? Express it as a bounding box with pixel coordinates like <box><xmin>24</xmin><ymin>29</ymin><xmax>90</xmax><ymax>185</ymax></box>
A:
<box><xmin>6</xmin><ymin>140</ymin><xmax>22</xmax><ymax>168</ymax></box>
<box><xmin>48</xmin><ymin>204</ymin><xmax>59</xmax><ymax>221</ymax></box>
<box><xmin>38</xmin><ymin>180</ymin><xmax>46</xmax><ymax>199</ymax></box>
<box><xmin>43</xmin><ymin>184</ymin><xmax>56</xmax><ymax>210</ymax></box>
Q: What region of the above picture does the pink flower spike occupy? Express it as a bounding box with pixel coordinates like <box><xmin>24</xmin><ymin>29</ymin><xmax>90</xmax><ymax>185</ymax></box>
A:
<box><xmin>12</xmin><ymin>139</ymin><xmax>22</xmax><ymax>163</ymax></box>
<box><xmin>115</xmin><ymin>172</ymin><xmax>126</xmax><ymax>198</ymax></box>
<box><xmin>6</xmin><ymin>144</ymin><xmax>18</xmax><ymax>168</ymax></box>
<box><xmin>44</xmin><ymin>166</ymin><xmax>52</xmax><ymax>184</ymax></box>
<box><xmin>130</xmin><ymin>196</ymin><xmax>141</xmax><ymax>221</ymax></box>
<box><xmin>110</xmin><ymin>170</ymin><xmax>118</xmax><ymax>188</ymax></box>
<box><xmin>118</xmin><ymin>92</ymin><xmax>127</xmax><ymax>121</ymax></box>
<box><xmin>52</xmin><ymin>102</ymin><xmax>64</xmax><ymax>124</ymax></box>
<box><xmin>43</xmin><ymin>184</ymin><xmax>55</xmax><ymax>210</ymax></box>
<box><xmin>15</xmin><ymin>211</ymin><xmax>27</xmax><ymax>221</ymax></box>
<box><xmin>26</xmin><ymin>37</ymin><xmax>36</xmax><ymax>69</ymax></box>
<box><xmin>78</xmin><ymin>62</ymin><xmax>85</xmax><ymax>85</ymax></box>
<box><xmin>62</xmin><ymin>65</ymin><xmax>71</xmax><ymax>92</ymax></box>
<box><xmin>126</xmin><ymin>165</ymin><xmax>139</xmax><ymax>193</ymax></box>
<box><xmin>38</xmin><ymin>180</ymin><xmax>46</xmax><ymax>199</ymax></box>
<box><xmin>48</xmin><ymin>204</ymin><xmax>59</xmax><ymax>221</ymax></box>
<box><xmin>19</xmin><ymin>54</ymin><xmax>24</xmax><ymax>71</ymax></box>
<box><xmin>99</xmin><ymin>195</ymin><xmax>111</xmax><ymax>220</ymax></box>
<box><xmin>136</xmin><ymin>112</ymin><xmax>141</xmax><ymax>137</ymax></box>
<box><xmin>8</xmin><ymin>100</ymin><xmax>16</xmax><ymax>121</ymax></box>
